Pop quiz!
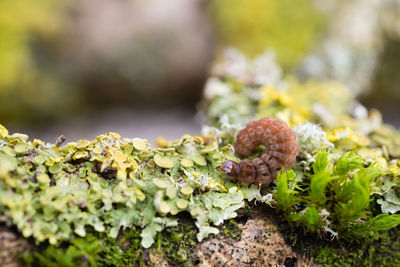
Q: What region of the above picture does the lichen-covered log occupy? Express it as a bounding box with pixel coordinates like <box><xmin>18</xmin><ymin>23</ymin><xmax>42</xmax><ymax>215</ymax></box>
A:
<box><xmin>2</xmin><ymin>50</ymin><xmax>400</xmax><ymax>266</ymax></box>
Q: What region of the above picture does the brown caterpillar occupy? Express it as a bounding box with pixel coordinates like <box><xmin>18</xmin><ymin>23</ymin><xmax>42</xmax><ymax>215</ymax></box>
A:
<box><xmin>221</xmin><ymin>117</ymin><xmax>298</xmax><ymax>185</ymax></box>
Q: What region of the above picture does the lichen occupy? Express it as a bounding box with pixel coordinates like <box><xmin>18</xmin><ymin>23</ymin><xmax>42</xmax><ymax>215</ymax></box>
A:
<box><xmin>0</xmin><ymin>124</ymin><xmax>258</xmax><ymax>250</ymax></box>
<box><xmin>293</xmin><ymin>122</ymin><xmax>334</xmax><ymax>170</ymax></box>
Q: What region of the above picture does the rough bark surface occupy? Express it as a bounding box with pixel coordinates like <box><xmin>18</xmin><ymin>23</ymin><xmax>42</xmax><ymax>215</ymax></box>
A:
<box><xmin>191</xmin><ymin>211</ymin><xmax>317</xmax><ymax>267</ymax></box>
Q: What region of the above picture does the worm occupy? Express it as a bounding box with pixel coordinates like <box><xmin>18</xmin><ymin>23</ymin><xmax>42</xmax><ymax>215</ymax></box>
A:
<box><xmin>221</xmin><ymin>117</ymin><xmax>298</xmax><ymax>185</ymax></box>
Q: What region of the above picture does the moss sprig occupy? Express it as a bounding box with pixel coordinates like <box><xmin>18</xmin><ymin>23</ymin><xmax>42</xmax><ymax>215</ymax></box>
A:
<box><xmin>274</xmin><ymin>150</ymin><xmax>400</xmax><ymax>240</ymax></box>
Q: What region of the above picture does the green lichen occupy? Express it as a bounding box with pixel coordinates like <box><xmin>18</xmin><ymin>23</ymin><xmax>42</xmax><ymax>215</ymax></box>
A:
<box><xmin>0</xmin><ymin>124</ymin><xmax>256</xmax><ymax>249</ymax></box>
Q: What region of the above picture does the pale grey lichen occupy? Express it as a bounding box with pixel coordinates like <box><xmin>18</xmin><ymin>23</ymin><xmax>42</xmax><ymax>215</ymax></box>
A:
<box><xmin>201</xmin><ymin>114</ymin><xmax>243</xmax><ymax>146</ymax></box>
<box><xmin>293</xmin><ymin>122</ymin><xmax>334</xmax><ymax>169</ymax></box>
<box><xmin>212</xmin><ymin>48</ymin><xmax>285</xmax><ymax>88</ymax></box>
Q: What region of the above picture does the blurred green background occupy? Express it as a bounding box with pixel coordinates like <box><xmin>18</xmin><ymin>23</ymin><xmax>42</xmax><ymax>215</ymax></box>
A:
<box><xmin>0</xmin><ymin>0</ymin><xmax>398</xmax><ymax>141</ymax></box>
<box><xmin>209</xmin><ymin>0</ymin><xmax>325</xmax><ymax>68</ymax></box>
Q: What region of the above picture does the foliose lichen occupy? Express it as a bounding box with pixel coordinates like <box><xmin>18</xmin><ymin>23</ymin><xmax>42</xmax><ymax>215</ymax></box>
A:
<box><xmin>0</xmin><ymin>123</ymin><xmax>258</xmax><ymax>250</ymax></box>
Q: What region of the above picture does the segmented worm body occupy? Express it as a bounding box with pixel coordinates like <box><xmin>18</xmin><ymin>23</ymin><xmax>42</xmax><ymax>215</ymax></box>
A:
<box><xmin>221</xmin><ymin>117</ymin><xmax>298</xmax><ymax>184</ymax></box>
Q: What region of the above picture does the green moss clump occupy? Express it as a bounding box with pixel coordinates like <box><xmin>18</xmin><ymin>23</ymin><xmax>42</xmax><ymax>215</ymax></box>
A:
<box><xmin>218</xmin><ymin>219</ymin><xmax>242</xmax><ymax>240</ymax></box>
<box><xmin>23</xmin><ymin>227</ymin><xmax>145</xmax><ymax>267</ymax></box>
<box><xmin>98</xmin><ymin>227</ymin><xmax>144</xmax><ymax>267</ymax></box>
<box><xmin>23</xmin><ymin>235</ymin><xmax>102</xmax><ymax>267</ymax></box>
<box><xmin>154</xmin><ymin>217</ymin><xmax>198</xmax><ymax>265</ymax></box>
<box><xmin>279</xmin><ymin>219</ymin><xmax>400</xmax><ymax>267</ymax></box>
<box><xmin>311</xmin><ymin>226</ymin><xmax>400</xmax><ymax>267</ymax></box>
<box><xmin>274</xmin><ymin>150</ymin><xmax>400</xmax><ymax>240</ymax></box>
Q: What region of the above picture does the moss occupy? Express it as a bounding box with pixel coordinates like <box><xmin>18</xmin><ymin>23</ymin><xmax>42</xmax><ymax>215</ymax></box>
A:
<box><xmin>272</xmin><ymin>151</ymin><xmax>400</xmax><ymax>240</ymax></box>
<box><xmin>23</xmin><ymin>235</ymin><xmax>102</xmax><ymax>267</ymax></box>
<box><xmin>23</xmin><ymin>227</ymin><xmax>145</xmax><ymax>267</ymax></box>
<box><xmin>218</xmin><ymin>219</ymin><xmax>242</xmax><ymax>240</ymax></box>
<box><xmin>154</xmin><ymin>216</ymin><xmax>198</xmax><ymax>266</ymax></box>
<box><xmin>154</xmin><ymin>215</ymin><xmax>241</xmax><ymax>265</ymax></box>
<box><xmin>311</xmin><ymin>226</ymin><xmax>400</xmax><ymax>266</ymax></box>
<box><xmin>97</xmin><ymin>227</ymin><xmax>144</xmax><ymax>267</ymax></box>
<box><xmin>278</xmin><ymin>218</ymin><xmax>400</xmax><ymax>267</ymax></box>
